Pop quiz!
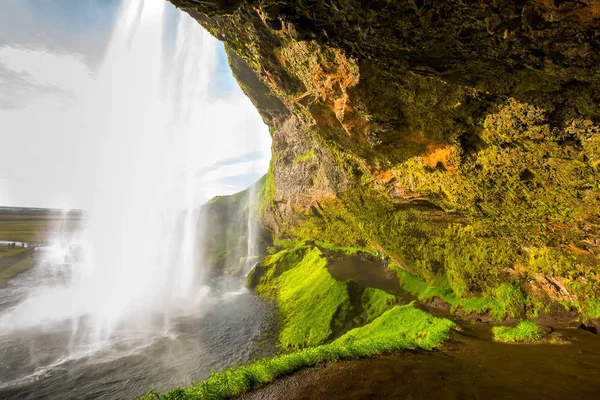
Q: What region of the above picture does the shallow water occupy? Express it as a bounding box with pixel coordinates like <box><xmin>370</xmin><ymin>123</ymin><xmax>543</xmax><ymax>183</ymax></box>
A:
<box><xmin>325</xmin><ymin>251</ymin><xmax>408</xmax><ymax>296</ymax></box>
<box><xmin>0</xmin><ymin>265</ymin><xmax>273</xmax><ymax>400</ymax></box>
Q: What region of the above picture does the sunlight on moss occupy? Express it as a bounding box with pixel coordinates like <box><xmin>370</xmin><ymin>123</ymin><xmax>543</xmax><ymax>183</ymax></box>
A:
<box><xmin>253</xmin><ymin>244</ymin><xmax>351</xmax><ymax>349</ymax></box>
<box><xmin>492</xmin><ymin>321</ymin><xmax>545</xmax><ymax>343</ymax></box>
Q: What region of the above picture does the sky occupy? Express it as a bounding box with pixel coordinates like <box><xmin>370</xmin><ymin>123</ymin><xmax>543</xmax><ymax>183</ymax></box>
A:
<box><xmin>0</xmin><ymin>0</ymin><xmax>271</xmax><ymax>209</ymax></box>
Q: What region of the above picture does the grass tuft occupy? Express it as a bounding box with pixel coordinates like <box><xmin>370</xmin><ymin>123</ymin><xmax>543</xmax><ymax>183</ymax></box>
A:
<box><xmin>492</xmin><ymin>321</ymin><xmax>545</xmax><ymax>343</ymax></box>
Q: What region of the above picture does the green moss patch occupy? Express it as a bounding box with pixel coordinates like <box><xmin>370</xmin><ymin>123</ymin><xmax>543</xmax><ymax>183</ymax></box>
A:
<box><xmin>361</xmin><ymin>288</ymin><xmax>397</xmax><ymax>323</ymax></box>
<box><xmin>336</xmin><ymin>303</ymin><xmax>455</xmax><ymax>349</ymax></box>
<box><xmin>492</xmin><ymin>283</ymin><xmax>526</xmax><ymax>319</ymax></box>
<box><xmin>392</xmin><ymin>264</ymin><xmax>523</xmax><ymax>321</ymax></box>
<box><xmin>581</xmin><ymin>299</ymin><xmax>600</xmax><ymax>320</ymax></box>
<box><xmin>294</xmin><ymin>148</ymin><xmax>315</xmax><ymax>163</ymax></box>
<box><xmin>253</xmin><ymin>244</ymin><xmax>352</xmax><ymax>349</ymax></box>
<box><xmin>492</xmin><ymin>321</ymin><xmax>545</xmax><ymax>343</ymax></box>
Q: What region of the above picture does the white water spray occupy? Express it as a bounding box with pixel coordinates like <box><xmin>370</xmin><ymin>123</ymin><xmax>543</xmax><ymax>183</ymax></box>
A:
<box><xmin>0</xmin><ymin>0</ymin><xmax>224</xmax><ymax>345</ymax></box>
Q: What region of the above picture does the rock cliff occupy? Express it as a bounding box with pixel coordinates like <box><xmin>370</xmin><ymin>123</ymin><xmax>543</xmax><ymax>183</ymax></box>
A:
<box><xmin>171</xmin><ymin>0</ymin><xmax>600</xmax><ymax>317</ymax></box>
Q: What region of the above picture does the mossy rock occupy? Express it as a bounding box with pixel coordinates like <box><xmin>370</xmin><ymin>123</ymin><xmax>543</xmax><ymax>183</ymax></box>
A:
<box><xmin>171</xmin><ymin>0</ymin><xmax>600</xmax><ymax>316</ymax></box>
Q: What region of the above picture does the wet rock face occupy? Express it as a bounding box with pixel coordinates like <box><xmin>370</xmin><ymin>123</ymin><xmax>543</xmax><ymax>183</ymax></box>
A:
<box><xmin>171</xmin><ymin>1</ymin><xmax>600</xmax><ymax>312</ymax></box>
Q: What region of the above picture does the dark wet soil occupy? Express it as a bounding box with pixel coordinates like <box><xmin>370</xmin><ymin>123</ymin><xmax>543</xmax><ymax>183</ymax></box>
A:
<box><xmin>240</xmin><ymin>250</ymin><xmax>600</xmax><ymax>400</ymax></box>
<box><xmin>240</xmin><ymin>324</ymin><xmax>600</xmax><ymax>400</ymax></box>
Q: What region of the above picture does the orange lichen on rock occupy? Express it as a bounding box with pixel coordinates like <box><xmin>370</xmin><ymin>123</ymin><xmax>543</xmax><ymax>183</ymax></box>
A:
<box><xmin>375</xmin><ymin>169</ymin><xmax>395</xmax><ymax>184</ymax></box>
<box><xmin>275</xmin><ymin>40</ymin><xmax>368</xmax><ymax>138</ymax></box>
<box><xmin>419</xmin><ymin>145</ymin><xmax>459</xmax><ymax>173</ymax></box>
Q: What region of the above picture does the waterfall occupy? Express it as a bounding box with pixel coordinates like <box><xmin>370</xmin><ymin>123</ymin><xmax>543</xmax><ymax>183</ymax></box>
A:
<box><xmin>243</xmin><ymin>180</ymin><xmax>261</xmax><ymax>275</ymax></box>
<box><xmin>0</xmin><ymin>0</ymin><xmax>227</xmax><ymax>348</ymax></box>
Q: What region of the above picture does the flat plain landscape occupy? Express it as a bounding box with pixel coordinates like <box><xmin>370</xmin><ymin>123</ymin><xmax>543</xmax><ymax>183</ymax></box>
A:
<box><xmin>0</xmin><ymin>207</ymin><xmax>81</xmax><ymax>243</ymax></box>
<box><xmin>0</xmin><ymin>207</ymin><xmax>82</xmax><ymax>284</ymax></box>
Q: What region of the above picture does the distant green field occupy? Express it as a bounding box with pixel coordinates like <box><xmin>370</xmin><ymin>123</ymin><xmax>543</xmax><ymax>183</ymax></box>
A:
<box><xmin>0</xmin><ymin>245</ymin><xmax>35</xmax><ymax>284</ymax></box>
<box><xmin>0</xmin><ymin>208</ymin><xmax>81</xmax><ymax>243</ymax></box>
<box><xmin>0</xmin><ymin>208</ymin><xmax>82</xmax><ymax>283</ymax></box>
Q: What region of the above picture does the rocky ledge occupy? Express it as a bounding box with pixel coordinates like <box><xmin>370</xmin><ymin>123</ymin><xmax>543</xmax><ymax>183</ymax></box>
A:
<box><xmin>170</xmin><ymin>0</ymin><xmax>600</xmax><ymax>319</ymax></box>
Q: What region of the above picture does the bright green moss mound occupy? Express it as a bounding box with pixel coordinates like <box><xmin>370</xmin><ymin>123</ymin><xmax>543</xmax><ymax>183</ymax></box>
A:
<box><xmin>336</xmin><ymin>304</ymin><xmax>455</xmax><ymax>349</ymax></box>
<box><xmin>361</xmin><ymin>288</ymin><xmax>397</xmax><ymax>323</ymax></box>
<box><xmin>492</xmin><ymin>321</ymin><xmax>545</xmax><ymax>343</ymax></box>
<box><xmin>253</xmin><ymin>244</ymin><xmax>352</xmax><ymax>349</ymax></box>
<box><xmin>142</xmin><ymin>304</ymin><xmax>455</xmax><ymax>400</ymax></box>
